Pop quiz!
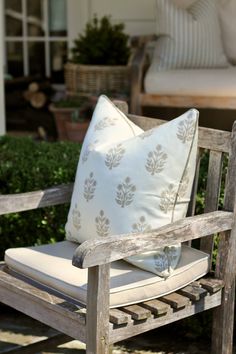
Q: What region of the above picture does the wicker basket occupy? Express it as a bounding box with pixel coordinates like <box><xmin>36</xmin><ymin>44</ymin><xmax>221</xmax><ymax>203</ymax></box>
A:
<box><xmin>64</xmin><ymin>62</ymin><xmax>131</xmax><ymax>96</ymax></box>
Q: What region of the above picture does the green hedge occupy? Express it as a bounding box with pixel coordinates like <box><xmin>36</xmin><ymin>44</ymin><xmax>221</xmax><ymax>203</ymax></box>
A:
<box><xmin>0</xmin><ymin>136</ymin><xmax>227</xmax><ymax>262</ymax></box>
<box><xmin>0</xmin><ymin>136</ymin><xmax>81</xmax><ymax>259</ymax></box>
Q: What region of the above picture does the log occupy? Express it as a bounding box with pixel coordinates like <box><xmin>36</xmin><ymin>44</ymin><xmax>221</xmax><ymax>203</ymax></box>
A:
<box><xmin>28</xmin><ymin>81</ymin><xmax>53</xmax><ymax>95</ymax></box>
<box><xmin>30</xmin><ymin>91</ymin><xmax>47</xmax><ymax>109</ymax></box>
<box><xmin>23</xmin><ymin>90</ymin><xmax>35</xmax><ymax>102</ymax></box>
<box><xmin>28</xmin><ymin>82</ymin><xmax>39</xmax><ymax>93</ymax></box>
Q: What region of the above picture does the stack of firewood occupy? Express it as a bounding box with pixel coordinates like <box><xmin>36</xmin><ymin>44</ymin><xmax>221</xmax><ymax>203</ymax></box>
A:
<box><xmin>5</xmin><ymin>76</ymin><xmax>54</xmax><ymax>110</ymax></box>
<box><xmin>5</xmin><ymin>76</ymin><xmax>57</xmax><ymax>138</ymax></box>
<box><xmin>23</xmin><ymin>80</ymin><xmax>53</xmax><ymax>109</ymax></box>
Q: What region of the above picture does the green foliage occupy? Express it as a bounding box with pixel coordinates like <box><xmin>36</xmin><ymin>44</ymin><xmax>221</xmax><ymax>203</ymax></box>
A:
<box><xmin>54</xmin><ymin>96</ymin><xmax>86</xmax><ymax>108</ymax></box>
<box><xmin>0</xmin><ymin>136</ymin><xmax>81</xmax><ymax>260</ymax></box>
<box><xmin>71</xmin><ymin>15</ymin><xmax>130</xmax><ymax>65</ymax></box>
<box><xmin>195</xmin><ymin>151</ymin><xmax>228</xmax><ymax>215</ymax></box>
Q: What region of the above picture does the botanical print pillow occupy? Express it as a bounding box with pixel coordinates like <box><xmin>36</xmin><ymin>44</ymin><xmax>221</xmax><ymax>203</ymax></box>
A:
<box><xmin>153</xmin><ymin>0</ymin><xmax>228</xmax><ymax>70</ymax></box>
<box><xmin>66</xmin><ymin>95</ymin><xmax>198</xmax><ymax>278</ymax></box>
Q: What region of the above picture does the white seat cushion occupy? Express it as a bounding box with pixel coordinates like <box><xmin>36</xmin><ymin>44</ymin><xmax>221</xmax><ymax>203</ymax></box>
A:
<box><xmin>5</xmin><ymin>241</ymin><xmax>210</xmax><ymax>308</ymax></box>
<box><xmin>144</xmin><ymin>66</ymin><xmax>236</xmax><ymax>96</ymax></box>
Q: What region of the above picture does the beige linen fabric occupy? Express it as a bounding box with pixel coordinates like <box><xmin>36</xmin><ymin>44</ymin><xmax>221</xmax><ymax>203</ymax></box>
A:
<box><xmin>144</xmin><ymin>66</ymin><xmax>236</xmax><ymax>95</ymax></box>
<box><xmin>5</xmin><ymin>241</ymin><xmax>210</xmax><ymax>308</ymax></box>
<box><xmin>218</xmin><ymin>0</ymin><xmax>236</xmax><ymax>64</ymax></box>
<box><xmin>154</xmin><ymin>0</ymin><xmax>228</xmax><ymax>70</ymax></box>
<box><xmin>165</xmin><ymin>0</ymin><xmax>236</xmax><ymax>64</ymax></box>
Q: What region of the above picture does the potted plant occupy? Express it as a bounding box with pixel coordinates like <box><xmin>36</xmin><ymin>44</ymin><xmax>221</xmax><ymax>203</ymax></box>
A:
<box><xmin>64</xmin><ymin>16</ymin><xmax>131</xmax><ymax>97</ymax></box>
<box><xmin>49</xmin><ymin>96</ymin><xmax>94</xmax><ymax>142</ymax></box>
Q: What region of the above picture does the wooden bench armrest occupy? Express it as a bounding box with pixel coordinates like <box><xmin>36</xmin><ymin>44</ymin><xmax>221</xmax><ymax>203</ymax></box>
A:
<box><xmin>0</xmin><ymin>183</ymin><xmax>74</xmax><ymax>215</ymax></box>
<box><xmin>72</xmin><ymin>210</ymin><xmax>233</xmax><ymax>269</ymax></box>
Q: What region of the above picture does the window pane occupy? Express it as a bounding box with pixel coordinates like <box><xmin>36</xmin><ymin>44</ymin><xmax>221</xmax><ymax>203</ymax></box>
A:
<box><xmin>6</xmin><ymin>42</ymin><xmax>24</xmax><ymax>77</ymax></box>
<box><xmin>5</xmin><ymin>0</ymin><xmax>23</xmax><ymax>36</ymax></box>
<box><xmin>28</xmin><ymin>42</ymin><xmax>45</xmax><ymax>76</ymax></box>
<box><xmin>48</xmin><ymin>0</ymin><xmax>67</xmax><ymax>36</ymax></box>
<box><xmin>27</xmin><ymin>0</ymin><xmax>44</xmax><ymax>36</ymax></box>
<box><xmin>50</xmin><ymin>41</ymin><xmax>67</xmax><ymax>83</ymax></box>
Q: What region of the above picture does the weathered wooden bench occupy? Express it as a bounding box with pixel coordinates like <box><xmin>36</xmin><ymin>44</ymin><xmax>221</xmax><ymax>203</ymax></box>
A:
<box><xmin>0</xmin><ymin>110</ymin><xmax>236</xmax><ymax>354</ymax></box>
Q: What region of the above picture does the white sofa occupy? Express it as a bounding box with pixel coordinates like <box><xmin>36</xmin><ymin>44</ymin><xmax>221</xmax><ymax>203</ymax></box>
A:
<box><xmin>130</xmin><ymin>0</ymin><xmax>236</xmax><ymax>117</ymax></box>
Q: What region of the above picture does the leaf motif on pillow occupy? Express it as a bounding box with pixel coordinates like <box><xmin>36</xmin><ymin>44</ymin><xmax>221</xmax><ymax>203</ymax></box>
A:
<box><xmin>105</xmin><ymin>143</ymin><xmax>126</xmax><ymax>170</ymax></box>
<box><xmin>178</xmin><ymin>168</ymin><xmax>190</xmax><ymax>199</ymax></box>
<box><xmin>83</xmin><ymin>172</ymin><xmax>97</xmax><ymax>202</ymax></box>
<box><xmin>132</xmin><ymin>216</ymin><xmax>151</xmax><ymax>233</ymax></box>
<box><xmin>154</xmin><ymin>246</ymin><xmax>179</xmax><ymax>276</ymax></box>
<box><xmin>138</xmin><ymin>129</ymin><xmax>154</xmax><ymax>140</ymax></box>
<box><xmin>145</xmin><ymin>144</ymin><xmax>167</xmax><ymax>175</ymax></box>
<box><xmin>94</xmin><ymin>116</ymin><xmax>118</xmax><ymax>131</ymax></box>
<box><xmin>95</xmin><ymin>210</ymin><xmax>110</xmax><ymax>237</ymax></box>
<box><xmin>154</xmin><ymin>252</ymin><xmax>169</xmax><ymax>274</ymax></box>
<box><xmin>159</xmin><ymin>184</ymin><xmax>176</xmax><ymax>213</ymax></box>
<box><xmin>177</xmin><ymin>118</ymin><xmax>196</xmax><ymax>143</ymax></box>
<box><xmin>82</xmin><ymin>140</ymin><xmax>99</xmax><ymax>163</ymax></box>
<box><xmin>115</xmin><ymin>177</ymin><xmax>136</xmax><ymax>208</ymax></box>
<box><xmin>72</xmin><ymin>204</ymin><xmax>81</xmax><ymax>230</ymax></box>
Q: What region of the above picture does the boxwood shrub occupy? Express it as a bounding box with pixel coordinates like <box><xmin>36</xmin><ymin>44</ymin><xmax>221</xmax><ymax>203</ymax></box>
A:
<box><xmin>0</xmin><ymin>136</ymin><xmax>81</xmax><ymax>259</ymax></box>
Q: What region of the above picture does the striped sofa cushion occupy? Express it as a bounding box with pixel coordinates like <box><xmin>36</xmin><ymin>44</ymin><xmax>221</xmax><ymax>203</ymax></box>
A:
<box><xmin>154</xmin><ymin>0</ymin><xmax>228</xmax><ymax>70</ymax></box>
<box><xmin>218</xmin><ymin>0</ymin><xmax>236</xmax><ymax>64</ymax></box>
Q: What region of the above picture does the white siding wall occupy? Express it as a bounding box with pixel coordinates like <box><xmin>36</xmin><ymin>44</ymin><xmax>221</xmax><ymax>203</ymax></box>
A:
<box><xmin>77</xmin><ymin>0</ymin><xmax>156</xmax><ymax>36</ymax></box>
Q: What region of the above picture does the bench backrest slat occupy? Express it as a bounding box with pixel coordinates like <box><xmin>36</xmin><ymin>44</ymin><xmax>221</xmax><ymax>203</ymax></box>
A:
<box><xmin>0</xmin><ymin>184</ymin><xmax>73</xmax><ymax>216</ymax></box>
<box><xmin>200</xmin><ymin>150</ymin><xmax>224</xmax><ymax>260</ymax></box>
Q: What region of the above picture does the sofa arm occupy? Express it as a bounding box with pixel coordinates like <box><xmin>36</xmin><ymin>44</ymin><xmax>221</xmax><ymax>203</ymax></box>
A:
<box><xmin>129</xmin><ymin>39</ymin><xmax>152</xmax><ymax>114</ymax></box>
<box><xmin>72</xmin><ymin>210</ymin><xmax>233</xmax><ymax>269</ymax></box>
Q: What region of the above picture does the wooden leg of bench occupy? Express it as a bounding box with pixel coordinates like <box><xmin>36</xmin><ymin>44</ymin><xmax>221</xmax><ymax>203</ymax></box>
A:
<box><xmin>211</xmin><ymin>280</ymin><xmax>235</xmax><ymax>354</ymax></box>
<box><xmin>86</xmin><ymin>265</ymin><xmax>110</xmax><ymax>354</ymax></box>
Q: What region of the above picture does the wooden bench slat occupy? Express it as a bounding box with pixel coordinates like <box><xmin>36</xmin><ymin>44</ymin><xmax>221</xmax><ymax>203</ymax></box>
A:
<box><xmin>160</xmin><ymin>292</ymin><xmax>190</xmax><ymax>309</ymax></box>
<box><xmin>141</xmin><ymin>299</ymin><xmax>170</xmax><ymax>315</ymax></box>
<box><xmin>199</xmin><ymin>278</ymin><xmax>224</xmax><ymax>293</ymax></box>
<box><xmin>128</xmin><ymin>114</ymin><xmax>231</xmax><ymax>153</ymax></box>
<box><xmin>109</xmin><ymin>309</ymin><xmax>131</xmax><ymax>325</ymax></box>
<box><xmin>0</xmin><ymin>184</ymin><xmax>73</xmax><ymax>215</ymax></box>
<box><xmin>109</xmin><ymin>290</ymin><xmax>222</xmax><ymax>344</ymax></box>
<box><xmin>200</xmin><ymin>150</ymin><xmax>223</xmax><ymax>258</ymax></box>
<box><xmin>178</xmin><ymin>284</ymin><xmax>208</xmax><ymax>301</ymax></box>
<box><xmin>122</xmin><ymin>304</ymin><xmax>151</xmax><ymax>321</ymax></box>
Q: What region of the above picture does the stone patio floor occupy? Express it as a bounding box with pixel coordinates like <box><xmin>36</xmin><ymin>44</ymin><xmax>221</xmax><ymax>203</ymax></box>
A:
<box><xmin>0</xmin><ymin>305</ymin><xmax>234</xmax><ymax>354</ymax></box>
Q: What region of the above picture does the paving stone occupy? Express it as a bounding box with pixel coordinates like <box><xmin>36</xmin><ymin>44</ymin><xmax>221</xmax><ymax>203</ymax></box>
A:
<box><xmin>0</xmin><ymin>308</ymin><xmax>235</xmax><ymax>354</ymax></box>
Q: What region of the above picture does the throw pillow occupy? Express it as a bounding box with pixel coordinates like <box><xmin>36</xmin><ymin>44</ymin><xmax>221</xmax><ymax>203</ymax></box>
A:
<box><xmin>153</xmin><ymin>0</ymin><xmax>228</xmax><ymax>70</ymax></box>
<box><xmin>218</xmin><ymin>0</ymin><xmax>236</xmax><ymax>64</ymax></box>
<box><xmin>65</xmin><ymin>95</ymin><xmax>198</xmax><ymax>278</ymax></box>
<box><xmin>172</xmin><ymin>0</ymin><xmax>195</xmax><ymax>8</ymax></box>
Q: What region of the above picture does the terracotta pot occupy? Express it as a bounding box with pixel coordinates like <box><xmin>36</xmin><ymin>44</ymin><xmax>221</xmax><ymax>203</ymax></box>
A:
<box><xmin>65</xmin><ymin>120</ymin><xmax>90</xmax><ymax>143</ymax></box>
<box><xmin>49</xmin><ymin>104</ymin><xmax>75</xmax><ymax>140</ymax></box>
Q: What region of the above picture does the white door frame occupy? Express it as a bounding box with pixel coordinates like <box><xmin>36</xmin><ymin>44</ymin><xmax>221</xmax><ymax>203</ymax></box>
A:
<box><xmin>0</xmin><ymin>0</ymin><xmax>88</xmax><ymax>136</ymax></box>
<box><xmin>0</xmin><ymin>0</ymin><xmax>6</xmax><ymax>136</ymax></box>
<box><xmin>67</xmin><ymin>0</ymin><xmax>90</xmax><ymax>49</ymax></box>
